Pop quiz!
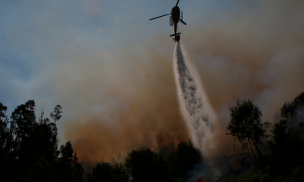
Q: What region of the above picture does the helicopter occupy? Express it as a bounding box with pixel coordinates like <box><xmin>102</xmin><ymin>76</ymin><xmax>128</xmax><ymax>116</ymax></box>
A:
<box><xmin>149</xmin><ymin>0</ymin><xmax>186</xmax><ymax>42</ymax></box>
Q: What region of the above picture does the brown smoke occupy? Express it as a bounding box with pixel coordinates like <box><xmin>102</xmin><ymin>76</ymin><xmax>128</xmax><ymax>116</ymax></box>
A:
<box><xmin>63</xmin><ymin>45</ymin><xmax>189</xmax><ymax>163</ymax></box>
<box><xmin>61</xmin><ymin>0</ymin><xmax>304</xmax><ymax>166</ymax></box>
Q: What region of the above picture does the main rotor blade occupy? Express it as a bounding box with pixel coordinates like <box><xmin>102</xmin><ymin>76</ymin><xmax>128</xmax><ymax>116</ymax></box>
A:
<box><xmin>179</xmin><ymin>19</ymin><xmax>187</xmax><ymax>25</ymax></box>
<box><xmin>176</xmin><ymin>0</ymin><xmax>180</xmax><ymax>6</ymax></box>
<box><xmin>149</xmin><ymin>14</ymin><xmax>171</xmax><ymax>21</ymax></box>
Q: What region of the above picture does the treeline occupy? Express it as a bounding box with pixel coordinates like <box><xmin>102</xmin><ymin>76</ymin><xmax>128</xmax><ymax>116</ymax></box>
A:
<box><xmin>0</xmin><ymin>101</ymin><xmax>83</xmax><ymax>182</ymax></box>
<box><xmin>88</xmin><ymin>141</ymin><xmax>202</xmax><ymax>182</ymax></box>
<box><xmin>226</xmin><ymin>92</ymin><xmax>304</xmax><ymax>182</ymax></box>
<box><xmin>1</xmin><ymin>92</ymin><xmax>304</xmax><ymax>182</ymax></box>
<box><xmin>0</xmin><ymin>100</ymin><xmax>203</xmax><ymax>182</ymax></box>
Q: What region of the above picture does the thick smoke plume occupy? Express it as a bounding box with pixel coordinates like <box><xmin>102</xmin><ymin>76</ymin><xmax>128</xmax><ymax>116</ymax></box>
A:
<box><xmin>63</xmin><ymin>49</ymin><xmax>189</xmax><ymax>165</ymax></box>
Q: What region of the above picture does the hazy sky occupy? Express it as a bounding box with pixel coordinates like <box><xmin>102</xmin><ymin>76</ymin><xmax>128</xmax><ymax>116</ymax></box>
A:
<box><xmin>1</xmin><ymin>0</ymin><xmax>304</xmax><ymax>163</ymax></box>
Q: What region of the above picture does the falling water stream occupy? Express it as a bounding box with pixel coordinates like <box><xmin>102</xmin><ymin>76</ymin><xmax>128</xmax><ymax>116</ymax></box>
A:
<box><xmin>173</xmin><ymin>43</ymin><xmax>217</xmax><ymax>157</ymax></box>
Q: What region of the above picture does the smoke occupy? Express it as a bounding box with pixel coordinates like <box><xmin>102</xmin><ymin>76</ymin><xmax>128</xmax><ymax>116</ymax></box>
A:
<box><xmin>63</xmin><ymin>45</ymin><xmax>189</xmax><ymax>164</ymax></box>
<box><xmin>2</xmin><ymin>0</ymin><xmax>304</xmax><ymax>174</ymax></box>
<box><xmin>182</xmin><ymin>1</ymin><xmax>304</xmax><ymax>124</ymax></box>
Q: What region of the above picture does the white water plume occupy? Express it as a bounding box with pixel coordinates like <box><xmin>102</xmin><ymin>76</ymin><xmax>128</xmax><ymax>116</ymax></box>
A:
<box><xmin>173</xmin><ymin>43</ymin><xmax>217</xmax><ymax>158</ymax></box>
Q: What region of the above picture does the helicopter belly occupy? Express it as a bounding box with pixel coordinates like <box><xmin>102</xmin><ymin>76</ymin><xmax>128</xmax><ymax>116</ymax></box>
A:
<box><xmin>171</xmin><ymin>6</ymin><xmax>180</xmax><ymax>23</ymax></box>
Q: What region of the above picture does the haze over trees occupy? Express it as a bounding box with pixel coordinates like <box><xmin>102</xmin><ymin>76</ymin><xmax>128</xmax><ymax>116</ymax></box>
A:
<box><xmin>88</xmin><ymin>141</ymin><xmax>202</xmax><ymax>182</ymax></box>
<box><xmin>227</xmin><ymin>99</ymin><xmax>270</xmax><ymax>159</ymax></box>
<box><xmin>226</xmin><ymin>93</ymin><xmax>304</xmax><ymax>182</ymax></box>
<box><xmin>0</xmin><ymin>100</ymin><xmax>203</xmax><ymax>182</ymax></box>
<box><xmin>1</xmin><ymin>92</ymin><xmax>304</xmax><ymax>182</ymax></box>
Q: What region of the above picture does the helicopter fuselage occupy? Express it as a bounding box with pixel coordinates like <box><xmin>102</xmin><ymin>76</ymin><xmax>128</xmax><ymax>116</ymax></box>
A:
<box><xmin>171</xmin><ymin>6</ymin><xmax>180</xmax><ymax>36</ymax></box>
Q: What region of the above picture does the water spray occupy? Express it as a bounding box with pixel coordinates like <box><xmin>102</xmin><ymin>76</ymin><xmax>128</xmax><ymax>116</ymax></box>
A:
<box><xmin>173</xmin><ymin>42</ymin><xmax>217</xmax><ymax>158</ymax></box>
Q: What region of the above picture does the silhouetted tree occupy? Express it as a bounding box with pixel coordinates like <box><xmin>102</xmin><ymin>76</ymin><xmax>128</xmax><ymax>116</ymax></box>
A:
<box><xmin>0</xmin><ymin>102</ymin><xmax>12</xmax><ymax>181</ymax></box>
<box><xmin>279</xmin><ymin>92</ymin><xmax>304</xmax><ymax>136</ymax></box>
<box><xmin>0</xmin><ymin>100</ymin><xmax>87</xmax><ymax>182</ymax></box>
<box><xmin>125</xmin><ymin>148</ymin><xmax>170</xmax><ymax>182</ymax></box>
<box><xmin>23</xmin><ymin>156</ymin><xmax>58</xmax><ymax>182</ymax></box>
<box><xmin>28</xmin><ymin>122</ymin><xmax>58</xmax><ymax>162</ymax></box>
<box><xmin>110</xmin><ymin>163</ymin><xmax>128</xmax><ymax>182</ymax></box>
<box><xmin>0</xmin><ymin>102</ymin><xmax>11</xmax><ymax>155</ymax></box>
<box><xmin>39</xmin><ymin>110</ymin><xmax>51</xmax><ymax>124</ymax></box>
<box><xmin>280</xmin><ymin>92</ymin><xmax>304</xmax><ymax>120</ymax></box>
<box><xmin>0</xmin><ymin>102</ymin><xmax>9</xmax><ymax>148</ymax></box>
<box><xmin>88</xmin><ymin>162</ymin><xmax>128</xmax><ymax>182</ymax></box>
<box><xmin>9</xmin><ymin>100</ymin><xmax>36</xmax><ymax>158</ymax></box>
<box><xmin>169</xmin><ymin>140</ymin><xmax>202</xmax><ymax>182</ymax></box>
<box><xmin>50</xmin><ymin>105</ymin><xmax>62</xmax><ymax>123</ymax></box>
<box><xmin>88</xmin><ymin>163</ymin><xmax>112</xmax><ymax>182</ymax></box>
<box><xmin>227</xmin><ymin>99</ymin><xmax>269</xmax><ymax>159</ymax></box>
<box><xmin>57</xmin><ymin>141</ymin><xmax>84</xmax><ymax>182</ymax></box>
<box><xmin>7</xmin><ymin>100</ymin><xmax>38</xmax><ymax>181</ymax></box>
<box><xmin>226</xmin><ymin>93</ymin><xmax>304</xmax><ymax>182</ymax></box>
<box><xmin>264</xmin><ymin>93</ymin><xmax>304</xmax><ymax>176</ymax></box>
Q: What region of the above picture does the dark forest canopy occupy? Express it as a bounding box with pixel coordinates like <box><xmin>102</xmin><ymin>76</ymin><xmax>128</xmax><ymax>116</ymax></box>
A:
<box><xmin>0</xmin><ymin>100</ymin><xmax>202</xmax><ymax>182</ymax></box>
<box><xmin>1</xmin><ymin>92</ymin><xmax>304</xmax><ymax>182</ymax></box>
<box><xmin>0</xmin><ymin>101</ymin><xmax>83</xmax><ymax>182</ymax></box>
<box><xmin>226</xmin><ymin>93</ymin><xmax>304</xmax><ymax>182</ymax></box>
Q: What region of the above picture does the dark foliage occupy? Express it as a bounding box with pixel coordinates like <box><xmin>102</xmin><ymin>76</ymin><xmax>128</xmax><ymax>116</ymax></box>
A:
<box><xmin>3</xmin><ymin>92</ymin><xmax>303</xmax><ymax>182</ymax></box>
<box><xmin>50</xmin><ymin>105</ymin><xmax>63</xmax><ymax>123</ymax></box>
<box><xmin>0</xmin><ymin>101</ymin><xmax>84</xmax><ymax>182</ymax></box>
<box><xmin>280</xmin><ymin>92</ymin><xmax>304</xmax><ymax>121</ymax></box>
<box><xmin>260</xmin><ymin>92</ymin><xmax>304</xmax><ymax>180</ymax></box>
<box><xmin>125</xmin><ymin>148</ymin><xmax>170</xmax><ymax>182</ymax></box>
<box><xmin>227</xmin><ymin>93</ymin><xmax>304</xmax><ymax>182</ymax></box>
<box><xmin>169</xmin><ymin>140</ymin><xmax>203</xmax><ymax>181</ymax></box>
<box><xmin>0</xmin><ymin>100</ymin><xmax>206</xmax><ymax>182</ymax></box>
<box><xmin>88</xmin><ymin>140</ymin><xmax>203</xmax><ymax>182</ymax></box>
<box><xmin>88</xmin><ymin>162</ymin><xmax>128</xmax><ymax>182</ymax></box>
<box><xmin>227</xmin><ymin>99</ymin><xmax>269</xmax><ymax>159</ymax></box>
